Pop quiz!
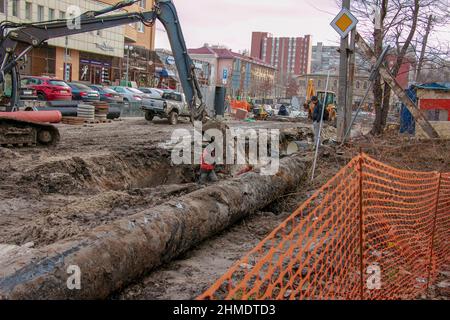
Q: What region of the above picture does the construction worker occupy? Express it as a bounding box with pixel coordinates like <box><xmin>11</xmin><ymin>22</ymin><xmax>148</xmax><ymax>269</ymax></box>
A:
<box><xmin>311</xmin><ymin>96</ymin><xmax>324</xmax><ymax>146</ymax></box>
<box><xmin>278</xmin><ymin>104</ymin><xmax>289</xmax><ymax>116</ymax></box>
<box><xmin>199</xmin><ymin>138</ymin><xmax>219</xmax><ymax>184</ymax></box>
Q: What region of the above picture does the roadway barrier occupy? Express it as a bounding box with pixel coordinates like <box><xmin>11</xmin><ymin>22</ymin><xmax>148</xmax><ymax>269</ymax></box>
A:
<box><xmin>199</xmin><ymin>154</ymin><xmax>449</xmax><ymax>300</ymax></box>
<box><xmin>113</xmin><ymin>102</ymin><xmax>145</xmax><ymax>118</ymax></box>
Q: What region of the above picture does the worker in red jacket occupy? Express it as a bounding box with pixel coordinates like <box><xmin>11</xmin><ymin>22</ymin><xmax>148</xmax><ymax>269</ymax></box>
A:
<box><xmin>199</xmin><ymin>138</ymin><xmax>218</xmax><ymax>184</ymax></box>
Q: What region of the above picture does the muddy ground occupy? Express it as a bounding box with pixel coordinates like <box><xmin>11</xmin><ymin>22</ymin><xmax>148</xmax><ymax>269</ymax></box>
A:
<box><xmin>0</xmin><ymin>117</ymin><xmax>320</xmax><ymax>247</ymax></box>
<box><xmin>0</xmin><ymin>116</ymin><xmax>449</xmax><ymax>300</ymax></box>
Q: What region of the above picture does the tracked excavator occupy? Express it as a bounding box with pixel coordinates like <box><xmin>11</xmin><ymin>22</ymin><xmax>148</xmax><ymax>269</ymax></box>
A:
<box><xmin>0</xmin><ymin>0</ymin><xmax>212</xmax><ymax>147</ymax></box>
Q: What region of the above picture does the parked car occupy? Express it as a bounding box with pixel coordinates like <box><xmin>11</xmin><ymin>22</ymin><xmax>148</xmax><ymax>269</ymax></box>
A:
<box><xmin>138</xmin><ymin>87</ymin><xmax>164</xmax><ymax>99</ymax></box>
<box><xmin>142</xmin><ymin>90</ymin><xmax>189</xmax><ymax>125</ymax></box>
<box><xmin>19</xmin><ymin>87</ymin><xmax>37</xmax><ymax>101</ymax></box>
<box><xmin>89</xmin><ymin>85</ymin><xmax>124</xmax><ymax>103</ymax></box>
<box><xmin>110</xmin><ymin>86</ymin><xmax>146</xmax><ymax>104</ymax></box>
<box><xmin>67</xmin><ymin>82</ymin><xmax>100</xmax><ymax>101</ymax></box>
<box><xmin>21</xmin><ymin>76</ymin><xmax>72</xmax><ymax>101</ymax></box>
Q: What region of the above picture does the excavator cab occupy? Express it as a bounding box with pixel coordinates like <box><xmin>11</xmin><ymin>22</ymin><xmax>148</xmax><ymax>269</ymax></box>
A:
<box><xmin>317</xmin><ymin>91</ymin><xmax>337</xmax><ymax>122</ymax></box>
<box><xmin>317</xmin><ymin>91</ymin><xmax>336</xmax><ymax>108</ymax></box>
<box><xmin>0</xmin><ymin>72</ymin><xmax>13</xmax><ymax>110</ymax></box>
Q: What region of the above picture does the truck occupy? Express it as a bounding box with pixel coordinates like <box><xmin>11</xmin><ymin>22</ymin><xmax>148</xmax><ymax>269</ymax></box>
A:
<box><xmin>142</xmin><ymin>90</ymin><xmax>190</xmax><ymax>125</ymax></box>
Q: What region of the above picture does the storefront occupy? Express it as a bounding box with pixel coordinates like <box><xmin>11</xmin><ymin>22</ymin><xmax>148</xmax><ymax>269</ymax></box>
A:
<box><xmin>79</xmin><ymin>53</ymin><xmax>113</xmax><ymax>85</ymax></box>
<box><xmin>16</xmin><ymin>43</ymin><xmax>56</xmax><ymax>77</ymax></box>
<box><xmin>111</xmin><ymin>46</ymin><xmax>157</xmax><ymax>87</ymax></box>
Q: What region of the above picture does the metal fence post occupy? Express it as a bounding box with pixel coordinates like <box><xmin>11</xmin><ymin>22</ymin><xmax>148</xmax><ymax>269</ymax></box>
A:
<box><xmin>358</xmin><ymin>152</ymin><xmax>365</xmax><ymax>300</ymax></box>
<box><xmin>427</xmin><ymin>172</ymin><xmax>442</xmax><ymax>291</ymax></box>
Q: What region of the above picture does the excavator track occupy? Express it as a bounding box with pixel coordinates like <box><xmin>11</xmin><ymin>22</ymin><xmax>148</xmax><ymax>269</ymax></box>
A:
<box><xmin>0</xmin><ymin>118</ymin><xmax>60</xmax><ymax>147</ymax></box>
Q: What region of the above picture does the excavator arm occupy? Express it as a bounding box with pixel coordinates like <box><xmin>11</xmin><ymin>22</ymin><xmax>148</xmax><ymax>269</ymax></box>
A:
<box><xmin>0</xmin><ymin>0</ymin><xmax>206</xmax><ymax>120</ymax></box>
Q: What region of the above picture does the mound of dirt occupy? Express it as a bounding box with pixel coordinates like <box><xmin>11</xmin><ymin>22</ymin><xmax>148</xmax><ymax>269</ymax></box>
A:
<box><xmin>17</xmin><ymin>147</ymin><xmax>195</xmax><ymax>195</ymax></box>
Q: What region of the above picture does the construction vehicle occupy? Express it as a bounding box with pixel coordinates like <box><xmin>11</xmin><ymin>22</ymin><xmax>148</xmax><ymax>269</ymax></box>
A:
<box><xmin>304</xmin><ymin>79</ymin><xmax>337</xmax><ymax>123</ymax></box>
<box><xmin>0</xmin><ymin>0</ymin><xmax>208</xmax><ymax>147</ymax></box>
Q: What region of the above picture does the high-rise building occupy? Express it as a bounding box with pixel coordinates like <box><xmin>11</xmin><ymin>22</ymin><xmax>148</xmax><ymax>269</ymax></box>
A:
<box><xmin>312</xmin><ymin>42</ymin><xmax>371</xmax><ymax>75</ymax></box>
<box><xmin>251</xmin><ymin>32</ymin><xmax>312</xmax><ymax>78</ymax></box>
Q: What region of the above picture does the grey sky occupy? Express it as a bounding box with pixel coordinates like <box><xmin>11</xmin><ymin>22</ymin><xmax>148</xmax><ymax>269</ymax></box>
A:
<box><xmin>155</xmin><ymin>0</ymin><xmax>343</xmax><ymax>51</ymax></box>
<box><xmin>155</xmin><ymin>0</ymin><xmax>450</xmax><ymax>53</ymax></box>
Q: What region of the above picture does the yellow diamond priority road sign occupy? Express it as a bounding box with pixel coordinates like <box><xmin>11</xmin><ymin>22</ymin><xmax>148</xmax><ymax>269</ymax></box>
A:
<box><xmin>331</xmin><ymin>8</ymin><xmax>358</xmax><ymax>38</ymax></box>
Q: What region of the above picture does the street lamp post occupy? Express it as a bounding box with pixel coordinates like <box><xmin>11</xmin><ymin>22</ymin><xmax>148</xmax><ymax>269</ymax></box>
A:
<box><xmin>64</xmin><ymin>36</ymin><xmax>69</xmax><ymax>81</ymax></box>
<box><xmin>125</xmin><ymin>45</ymin><xmax>133</xmax><ymax>86</ymax></box>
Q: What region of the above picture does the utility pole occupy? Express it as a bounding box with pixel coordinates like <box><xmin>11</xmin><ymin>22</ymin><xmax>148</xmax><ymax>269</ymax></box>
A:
<box><xmin>346</xmin><ymin>28</ymin><xmax>356</xmax><ymax>127</ymax></box>
<box><xmin>125</xmin><ymin>45</ymin><xmax>133</xmax><ymax>86</ymax></box>
<box><xmin>416</xmin><ymin>14</ymin><xmax>433</xmax><ymax>83</ymax></box>
<box><xmin>337</xmin><ymin>0</ymin><xmax>351</xmax><ymax>142</ymax></box>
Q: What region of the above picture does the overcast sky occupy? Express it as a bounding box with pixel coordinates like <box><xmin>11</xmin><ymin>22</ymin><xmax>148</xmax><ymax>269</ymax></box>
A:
<box><xmin>155</xmin><ymin>0</ymin><xmax>343</xmax><ymax>51</ymax></box>
<box><xmin>155</xmin><ymin>0</ymin><xmax>450</xmax><ymax>53</ymax></box>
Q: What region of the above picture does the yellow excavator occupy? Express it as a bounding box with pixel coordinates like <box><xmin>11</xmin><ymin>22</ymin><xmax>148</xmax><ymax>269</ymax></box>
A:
<box><xmin>304</xmin><ymin>79</ymin><xmax>337</xmax><ymax>122</ymax></box>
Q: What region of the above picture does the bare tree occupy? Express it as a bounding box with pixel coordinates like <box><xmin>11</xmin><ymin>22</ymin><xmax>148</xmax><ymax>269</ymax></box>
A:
<box><xmin>286</xmin><ymin>78</ymin><xmax>300</xmax><ymax>98</ymax></box>
<box><xmin>350</xmin><ymin>0</ymin><xmax>450</xmax><ymax>135</ymax></box>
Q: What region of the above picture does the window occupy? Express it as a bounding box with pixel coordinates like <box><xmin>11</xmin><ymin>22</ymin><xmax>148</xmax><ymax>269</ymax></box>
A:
<box><xmin>25</xmin><ymin>2</ymin><xmax>32</xmax><ymax>20</ymax></box>
<box><xmin>59</xmin><ymin>11</ymin><xmax>65</xmax><ymax>19</ymax></box>
<box><xmin>38</xmin><ymin>5</ymin><xmax>44</xmax><ymax>21</ymax></box>
<box><xmin>0</xmin><ymin>0</ymin><xmax>4</xmax><ymax>13</ymax></box>
<box><xmin>48</xmin><ymin>80</ymin><xmax>70</xmax><ymax>87</ymax></box>
<box><xmin>163</xmin><ymin>92</ymin><xmax>182</xmax><ymax>102</ymax></box>
<box><xmin>49</xmin><ymin>8</ymin><xmax>55</xmax><ymax>20</ymax></box>
<box><xmin>363</xmin><ymin>81</ymin><xmax>368</xmax><ymax>89</ymax></box>
<box><xmin>26</xmin><ymin>77</ymin><xmax>42</xmax><ymax>85</ymax></box>
<box><xmin>137</xmin><ymin>22</ymin><xmax>145</xmax><ymax>33</ymax></box>
<box><xmin>12</xmin><ymin>0</ymin><xmax>19</xmax><ymax>17</ymax></box>
<box><xmin>139</xmin><ymin>0</ymin><xmax>146</xmax><ymax>8</ymax></box>
<box><xmin>356</xmin><ymin>81</ymin><xmax>360</xmax><ymax>89</ymax></box>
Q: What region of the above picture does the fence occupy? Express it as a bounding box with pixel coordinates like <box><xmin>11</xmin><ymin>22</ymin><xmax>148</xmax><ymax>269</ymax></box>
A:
<box><xmin>198</xmin><ymin>154</ymin><xmax>449</xmax><ymax>300</ymax></box>
<box><xmin>112</xmin><ymin>102</ymin><xmax>145</xmax><ymax>118</ymax></box>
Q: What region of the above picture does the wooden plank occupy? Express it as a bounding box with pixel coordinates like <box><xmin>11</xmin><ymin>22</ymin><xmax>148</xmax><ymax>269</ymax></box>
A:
<box><xmin>355</xmin><ymin>33</ymin><xmax>440</xmax><ymax>139</ymax></box>
<box><xmin>416</xmin><ymin>121</ymin><xmax>450</xmax><ymax>139</ymax></box>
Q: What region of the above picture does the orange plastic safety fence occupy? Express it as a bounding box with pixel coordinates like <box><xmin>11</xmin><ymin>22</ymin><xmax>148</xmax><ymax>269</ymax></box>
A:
<box><xmin>198</xmin><ymin>154</ymin><xmax>449</xmax><ymax>300</ymax></box>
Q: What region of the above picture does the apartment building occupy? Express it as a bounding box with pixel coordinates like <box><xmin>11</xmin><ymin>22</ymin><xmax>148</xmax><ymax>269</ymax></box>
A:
<box><xmin>1</xmin><ymin>0</ymin><xmax>156</xmax><ymax>85</ymax></box>
<box><xmin>189</xmin><ymin>45</ymin><xmax>276</xmax><ymax>100</ymax></box>
<box><xmin>251</xmin><ymin>32</ymin><xmax>312</xmax><ymax>78</ymax></box>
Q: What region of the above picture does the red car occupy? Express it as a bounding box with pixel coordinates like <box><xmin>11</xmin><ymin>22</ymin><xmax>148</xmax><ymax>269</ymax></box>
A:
<box><xmin>21</xmin><ymin>76</ymin><xmax>72</xmax><ymax>101</ymax></box>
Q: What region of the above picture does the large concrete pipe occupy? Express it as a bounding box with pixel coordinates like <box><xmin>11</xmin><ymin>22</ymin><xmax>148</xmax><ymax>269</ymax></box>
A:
<box><xmin>0</xmin><ymin>111</ymin><xmax>62</xmax><ymax>123</ymax></box>
<box><xmin>0</xmin><ymin>154</ymin><xmax>310</xmax><ymax>299</ymax></box>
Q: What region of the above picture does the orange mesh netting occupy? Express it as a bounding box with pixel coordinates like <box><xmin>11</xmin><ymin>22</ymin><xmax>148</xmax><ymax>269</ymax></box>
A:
<box><xmin>198</xmin><ymin>154</ymin><xmax>449</xmax><ymax>300</ymax></box>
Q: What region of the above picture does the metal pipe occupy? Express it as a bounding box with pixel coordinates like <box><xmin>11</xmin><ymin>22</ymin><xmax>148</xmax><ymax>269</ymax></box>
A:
<box><xmin>311</xmin><ymin>69</ymin><xmax>331</xmax><ymax>181</ymax></box>
<box><xmin>125</xmin><ymin>46</ymin><xmax>130</xmax><ymax>86</ymax></box>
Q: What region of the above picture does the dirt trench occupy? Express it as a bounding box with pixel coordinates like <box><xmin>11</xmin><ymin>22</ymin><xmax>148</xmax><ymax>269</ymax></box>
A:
<box><xmin>0</xmin><ymin>146</ymin><xmax>201</xmax><ymax>247</ymax></box>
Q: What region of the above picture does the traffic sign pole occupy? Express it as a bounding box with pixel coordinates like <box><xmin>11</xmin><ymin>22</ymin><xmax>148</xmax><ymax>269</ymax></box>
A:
<box><xmin>330</xmin><ymin>2</ymin><xmax>358</xmax><ymax>142</ymax></box>
<box><xmin>337</xmin><ymin>0</ymin><xmax>350</xmax><ymax>142</ymax></box>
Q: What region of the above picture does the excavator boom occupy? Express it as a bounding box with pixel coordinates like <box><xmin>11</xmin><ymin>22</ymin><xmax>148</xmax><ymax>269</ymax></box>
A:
<box><xmin>0</xmin><ymin>0</ymin><xmax>207</xmax><ymax>146</ymax></box>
